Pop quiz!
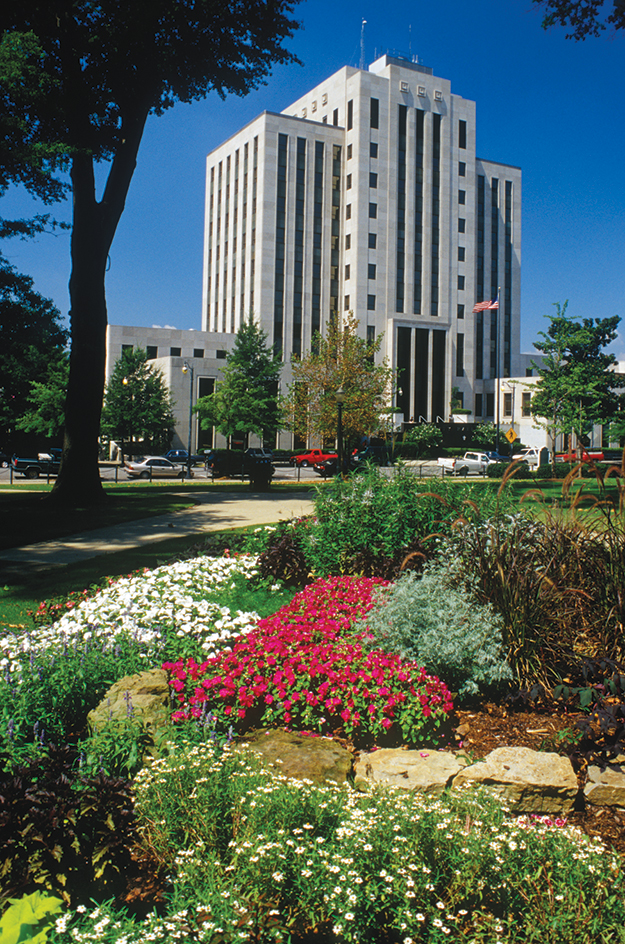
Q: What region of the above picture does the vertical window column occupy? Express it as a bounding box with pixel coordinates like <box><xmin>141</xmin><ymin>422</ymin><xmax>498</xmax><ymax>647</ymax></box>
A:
<box><xmin>490</xmin><ymin>178</ymin><xmax>499</xmax><ymax>379</ymax></box>
<box><xmin>292</xmin><ymin>137</ymin><xmax>306</xmax><ymax>359</ymax></box>
<box><xmin>312</xmin><ymin>141</ymin><xmax>324</xmax><ymax>339</ymax></box>
<box><xmin>396</xmin><ymin>105</ymin><xmax>407</xmax><ymax>313</ymax></box>
<box><xmin>250</xmin><ymin>136</ymin><xmax>258</xmax><ymax>312</ymax></box>
<box><xmin>396</xmin><ymin>326</ymin><xmax>412</xmax><ymax>420</ymax></box>
<box><xmin>273</xmin><ymin>133</ymin><xmax>288</xmax><ymax>356</ymax></box>
<box><xmin>223</xmin><ymin>154</ymin><xmax>230</xmax><ymax>332</ymax></box>
<box><xmin>430</xmin><ymin>114</ymin><xmax>441</xmax><ymax>316</ymax></box>
<box><xmin>504</xmin><ymin>180</ymin><xmax>513</xmax><ymax>377</ymax></box>
<box><xmin>330</xmin><ymin>144</ymin><xmax>342</xmax><ymax>320</ymax></box>
<box><xmin>413</xmin><ymin>109</ymin><xmax>424</xmax><ymax>315</ymax></box>
<box><xmin>475</xmin><ymin>175</ymin><xmax>485</xmax><ymax>381</ymax></box>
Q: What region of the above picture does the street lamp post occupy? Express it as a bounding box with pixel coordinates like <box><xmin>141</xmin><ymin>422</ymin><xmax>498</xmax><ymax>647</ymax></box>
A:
<box><xmin>182</xmin><ymin>361</ymin><xmax>194</xmax><ymax>479</ymax></box>
<box><xmin>336</xmin><ymin>387</ymin><xmax>345</xmax><ymax>475</ymax></box>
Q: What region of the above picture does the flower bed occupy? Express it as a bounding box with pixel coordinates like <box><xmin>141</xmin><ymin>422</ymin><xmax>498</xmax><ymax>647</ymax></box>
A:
<box><xmin>165</xmin><ymin>576</ymin><xmax>453</xmax><ymax>746</ymax></box>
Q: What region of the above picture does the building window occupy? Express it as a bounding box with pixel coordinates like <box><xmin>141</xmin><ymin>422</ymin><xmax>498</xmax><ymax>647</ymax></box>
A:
<box><xmin>522</xmin><ymin>392</ymin><xmax>532</xmax><ymax>416</ymax></box>
<box><xmin>345</xmin><ymin>264</ymin><xmax>350</xmax><ymax>280</ymax></box>
<box><xmin>504</xmin><ymin>392</ymin><xmax>512</xmax><ymax>417</ymax></box>
<box><xmin>216</xmin><ymin>349</ymin><xmax>227</xmax><ymax>359</ymax></box>
<box><xmin>344</xmin><ymin>295</ymin><xmax>350</xmax><ymax>310</ymax></box>
<box><xmin>347</xmin><ymin>99</ymin><xmax>353</xmax><ymax>130</ymax></box>
<box><xmin>475</xmin><ymin>393</ymin><xmax>483</xmax><ymax>416</ymax></box>
<box><xmin>121</xmin><ymin>344</ymin><xmax>133</xmax><ymax>352</ymax></box>
<box><xmin>525</xmin><ymin>367</ymin><xmax>533</xmax><ymax>377</ymax></box>
<box><xmin>346</xmin><ymin>204</ymin><xmax>351</xmax><ymax>220</ymax></box>
<box><xmin>170</xmin><ymin>347</ymin><xmax>181</xmax><ymax>356</ymax></box>
<box><xmin>457</xmin><ymin>304</ymin><xmax>465</xmax><ymax>319</ymax></box>
<box><xmin>458</xmin><ymin>189</ymin><xmax>466</xmax><ymax>205</ymax></box>
<box><xmin>367</xmin><ymin>325</ymin><xmax>375</xmax><ymax>345</ymax></box>
<box><xmin>486</xmin><ymin>392</ymin><xmax>494</xmax><ymax>416</ymax></box>
<box><xmin>370</xmin><ymin>98</ymin><xmax>379</xmax><ymax>129</ymax></box>
<box><xmin>333</xmin><ymin>108</ymin><xmax>339</xmax><ymax>126</ymax></box>
<box><xmin>369</xmin><ymin>203</ymin><xmax>377</xmax><ymax>219</ymax></box>
<box><xmin>459</xmin><ymin>161</ymin><xmax>466</xmax><ymax>176</ymax></box>
<box><xmin>458</xmin><ymin>218</ymin><xmax>465</xmax><ymax>233</ymax></box>
<box><xmin>347</xmin><ymin>144</ymin><xmax>352</xmax><ymax>159</ymax></box>
<box><xmin>345</xmin><ymin>233</ymin><xmax>351</xmax><ymax>249</ymax></box>
<box><xmin>322</xmin><ymin>116</ymin><xmax>327</xmax><ymax>124</ymax></box>
<box><xmin>193</xmin><ymin>348</ymin><xmax>204</xmax><ymax>358</ymax></box>
<box><xmin>367</xmin><ymin>294</ymin><xmax>376</xmax><ymax>310</ymax></box>
<box><xmin>369</xmin><ymin>172</ymin><xmax>378</xmax><ymax>188</ymax></box>
<box><xmin>370</xmin><ymin>142</ymin><xmax>378</xmax><ymax>158</ymax></box>
<box><xmin>458</xmin><ymin>246</ymin><xmax>465</xmax><ymax>261</ymax></box>
<box><xmin>368</xmin><ymin>263</ymin><xmax>376</xmax><ymax>280</ymax></box>
<box><xmin>346</xmin><ymin>174</ymin><xmax>352</xmax><ymax>189</ymax></box>
<box><xmin>368</xmin><ymin>232</ymin><xmax>377</xmax><ymax>248</ymax></box>
<box><xmin>146</xmin><ymin>346</ymin><xmax>158</xmax><ymax>359</ymax></box>
<box><xmin>458</xmin><ymin>275</ymin><xmax>465</xmax><ymax>290</ymax></box>
<box><xmin>459</xmin><ymin>119</ymin><xmax>467</xmax><ymax>149</ymax></box>
<box><xmin>456</xmin><ymin>333</ymin><xmax>464</xmax><ymax>377</ymax></box>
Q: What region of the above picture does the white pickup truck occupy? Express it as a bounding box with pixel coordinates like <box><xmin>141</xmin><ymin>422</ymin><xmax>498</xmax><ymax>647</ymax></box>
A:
<box><xmin>514</xmin><ymin>446</ymin><xmax>550</xmax><ymax>468</ymax></box>
<box><xmin>437</xmin><ymin>451</ymin><xmax>492</xmax><ymax>476</ymax></box>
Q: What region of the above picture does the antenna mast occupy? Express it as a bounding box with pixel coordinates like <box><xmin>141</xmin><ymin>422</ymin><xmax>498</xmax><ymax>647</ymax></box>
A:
<box><xmin>360</xmin><ymin>18</ymin><xmax>367</xmax><ymax>70</ymax></box>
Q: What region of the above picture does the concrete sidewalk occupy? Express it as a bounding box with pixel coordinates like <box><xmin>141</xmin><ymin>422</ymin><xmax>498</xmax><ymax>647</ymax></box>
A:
<box><xmin>0</xmin><ymin>491</ymin><xmax>314</xmax><ymax>569</ymax></box>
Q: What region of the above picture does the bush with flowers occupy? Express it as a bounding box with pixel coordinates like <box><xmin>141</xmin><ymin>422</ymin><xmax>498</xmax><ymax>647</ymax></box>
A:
<box><xmin>164</xmin><ymin>576</ymin><xmax>454</xmax><ymax>747</ymax></box>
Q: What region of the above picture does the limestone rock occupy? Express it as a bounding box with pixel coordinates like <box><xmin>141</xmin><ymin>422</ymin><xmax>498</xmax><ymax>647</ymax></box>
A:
<box><xmin>452</xmin><ymin>746</ymin><xmax>577</xmax><ymax>814</ymax></box>
<box><xmin>585</xmin><ymin>764</ymin><xmax>625</xmax><ymax>807</ymax></box>
<box><xmin>88</xmin><ymin>668</ymin><xmax>171</xmax><ymax>734</ymax></box>
<box><xmin>236</xmin><ymin>729</ymin><xmax>353</xmax><ymax>784</ymax></box>
<box><xmin>354</xmin><ymin>748</ymin><xmax>468</xmax><ymax>794</ymax></box>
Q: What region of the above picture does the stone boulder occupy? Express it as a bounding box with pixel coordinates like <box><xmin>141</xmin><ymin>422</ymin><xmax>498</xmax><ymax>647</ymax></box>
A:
<box><xmin>88</xmin><ymin>668</ymin><xmax>171</xmax><ymax>735</ymax></box>
<box><xmin>584</xmin><ymin>763</ymin><xmax>625</xmax><ymax>807</ymax></box>
<box><xmin>452</xmin><ymin>746</ymin><xmax>578</xmax><ymax>814</ymax></box>
<box><xmin>236</xmin><ymin>729</ymin><xmax>353</xmax><ymax>784</ymax></box>
<box><xmin>354</xmin><ymin>748</ymin><xmax>468</xmax><ymax>794</ymax></box>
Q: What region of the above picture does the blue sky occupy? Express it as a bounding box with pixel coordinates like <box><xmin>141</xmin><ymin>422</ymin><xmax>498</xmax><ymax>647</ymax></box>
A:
<box><xmin>1</xmin><ymin>0</ymin><xmax>624</xmax><ymax>357</ymax></box>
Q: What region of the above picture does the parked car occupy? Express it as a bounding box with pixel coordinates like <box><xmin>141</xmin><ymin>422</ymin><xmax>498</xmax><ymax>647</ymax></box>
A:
<box><xmin>162</xmin><ymin>449</ymin><xmax>206</xmax><ymax>466</ymax></box>
<box><xmin>0</xmin><ymin>450</ymin><xmax>10</xmax><ymax>468</ymax></box>
<box><xmin>244</xmin><ymin>448</ymin><xmax>274</xmax><ymax>461</ymax></box>
<box><xmin>125</xmin><ymin>456</ymin><xmax>192</xmax><ymax>479</ymax></box>
<box><xmin>555</xmin><ymin>449</ymin><xmax>604</xmax><ymax>463</ymax></box>
<box><xmin>485</xmin><ymin>451</ymin><xmax>512</xmax><ymax>464</ymax></box>
<box><xmin>290</xmin><ymin>448</ymin><xmax>337</xmax><ymax>468</ymax></box>
<box><xmin>313</xmin><ymin>455</ymin><xmax>365</xmax><ymax>477</ymax></box>
<box><xmin>351</xmin><ymin>445</ymin><xmax>391</xmax><ymax>468</ymax></box>
<box><xmin>514</xmin><ymin>446</ymin><xmax>550</xmax><ymax>468</ymax></box>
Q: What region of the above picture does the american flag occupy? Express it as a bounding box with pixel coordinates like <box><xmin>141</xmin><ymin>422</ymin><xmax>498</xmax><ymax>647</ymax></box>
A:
<box><xmin>472</xmin><ymin>297</ymin><xmax>499</xmax><ymax>312</ymax></box>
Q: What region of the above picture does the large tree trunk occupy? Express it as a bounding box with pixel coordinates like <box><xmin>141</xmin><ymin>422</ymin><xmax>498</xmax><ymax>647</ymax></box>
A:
<box><xmin>49</xmin><ymin>113</ymin><xmax>148</xmax><ymax>506</ymax></box>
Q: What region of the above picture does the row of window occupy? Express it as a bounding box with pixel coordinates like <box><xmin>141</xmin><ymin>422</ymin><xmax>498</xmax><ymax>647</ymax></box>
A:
<box><xmin>122</xmin><ymin>344</ymin><xmax>227</xmax><ymax>361</ymax></box>
<box><xmin>344</xmin><ymin>294</ymin><xmax>376</xmax><ymax>311</ymax></box>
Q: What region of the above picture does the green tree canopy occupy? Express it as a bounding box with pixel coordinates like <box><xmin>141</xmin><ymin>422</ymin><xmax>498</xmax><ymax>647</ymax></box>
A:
<box><xmin>16</xmin><ymin>347</ymin><xmax>69</xmax><ymax>439</ymax></box>
<box><xmin>0</xmin><ymin>1</ymin><xmax>301</xmax><ymax>504</ymax></box>
<box><xmin>286</xmin><ymin>313</ymin><xmax>395</xmax><ymax>447</ymax></box>
<box><xmin>195</xmin><ymin>317</ymin><xmax>283</xmax><ymax>443</ymax></box>
<box><xmin>531</xmin><ymin>301</ymin><xmax>621</xmax><ymax>451</ymax></box>
<box><xmin>533</xmin><ymin>0</ymin><xmax>625</xmax><ymax>39</ymax></box>
<box><xmin>102</xmin><ymin>348</ymin><xmax>175</xmax><ymax>454</ymax></box>
<box><xmin>0</xmin><ymin>258</ymin><xmax>67</xmax><ymax>442</ymax></box>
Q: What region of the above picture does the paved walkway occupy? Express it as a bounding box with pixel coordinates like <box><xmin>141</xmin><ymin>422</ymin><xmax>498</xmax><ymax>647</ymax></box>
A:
<box><xmin>0</xmin><ymin>491</ymin><xmax>314</xmax><ymax>569</ymax></box>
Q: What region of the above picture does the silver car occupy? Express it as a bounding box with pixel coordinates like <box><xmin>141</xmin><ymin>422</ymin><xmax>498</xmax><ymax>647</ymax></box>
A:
<box><xmin>125</xmin><ymin>456</ymin><xmax>193</xmax><ymax>479</ymax></box>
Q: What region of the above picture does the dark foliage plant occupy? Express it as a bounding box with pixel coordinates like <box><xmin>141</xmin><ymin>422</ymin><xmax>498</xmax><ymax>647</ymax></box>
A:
<box><xmin>256</xmin><ymin>520</ymin><xmax>311</xmax><ymax>586</ymax></box>
<box><xmin>0</xmin><ymin>745</ymin><xmax>139</xmax><ymax>907</ymax></box>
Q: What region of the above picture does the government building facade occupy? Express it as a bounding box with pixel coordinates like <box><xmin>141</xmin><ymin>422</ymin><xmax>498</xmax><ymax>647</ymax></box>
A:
<box><xmin>107</xmin><ymin>53</ymin><xmax>527</xmax><ymax>451</ymax></box>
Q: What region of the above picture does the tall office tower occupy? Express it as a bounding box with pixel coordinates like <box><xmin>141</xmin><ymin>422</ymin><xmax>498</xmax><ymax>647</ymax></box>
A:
<box><xmin>202</xmin><ymin>54</ymin><xmax>521</xmax><ymax>425</ymax></box>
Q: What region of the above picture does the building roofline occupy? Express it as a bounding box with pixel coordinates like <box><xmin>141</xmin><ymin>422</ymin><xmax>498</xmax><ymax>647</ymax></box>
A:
<box><xmin>477</xmin><ymin>156</ymin><xmax>522</xmax><ymax>171</ymax></box>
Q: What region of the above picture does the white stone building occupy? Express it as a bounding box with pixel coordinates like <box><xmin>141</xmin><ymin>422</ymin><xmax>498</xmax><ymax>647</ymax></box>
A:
<box><xmin>106</xmin><ymin>53</ymin><xmax>525</xmax><ymax>450</ymax></box>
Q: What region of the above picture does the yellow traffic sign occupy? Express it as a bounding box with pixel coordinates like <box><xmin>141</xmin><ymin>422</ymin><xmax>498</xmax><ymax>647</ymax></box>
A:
<box><xmin>505</xmin><ymin>428</ymin><xmax>518</xmax><ymax>443</ymax></box>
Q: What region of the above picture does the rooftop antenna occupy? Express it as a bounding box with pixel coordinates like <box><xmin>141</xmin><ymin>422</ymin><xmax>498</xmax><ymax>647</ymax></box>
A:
<box><xmin>360</xmin><ymin>18</ymin><xmax>367</xmax><ymax>70</ymax></box>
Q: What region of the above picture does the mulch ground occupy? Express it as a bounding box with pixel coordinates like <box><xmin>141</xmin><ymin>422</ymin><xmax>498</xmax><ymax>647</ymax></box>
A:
<box><xmin>452</xmin><ymin>702</ymin><xmax>625</xmax><ymax>856</ymax></box>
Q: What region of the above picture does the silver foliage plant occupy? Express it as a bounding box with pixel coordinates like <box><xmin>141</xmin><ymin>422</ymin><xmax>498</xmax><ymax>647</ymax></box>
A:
<box><xmin>358</xmin><ymin>556</ymin><xmax>513</xmax><ymax>698</ymax></box>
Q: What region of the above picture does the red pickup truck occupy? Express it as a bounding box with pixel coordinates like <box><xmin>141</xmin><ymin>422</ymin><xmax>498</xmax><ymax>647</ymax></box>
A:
<box><xmin>556</xmin><ymin>450</ymin><xmax>604</xmax><ymax>463</ymax></box>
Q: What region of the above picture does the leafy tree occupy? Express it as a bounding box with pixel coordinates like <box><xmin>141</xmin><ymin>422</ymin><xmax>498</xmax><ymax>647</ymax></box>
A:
<box><xmin>102</xmin><ymin>348</ymin><xmax>175</xmax><ymax>457</ymax></box>
<box><xmin>194</xmin><ymin>317</ymin><xmax>283</xmax><ymax>444</ymax></box>
<box><xmin>286</xmin><ymin>313</ymin><xmax>394</xmax><ymax>449</ymax></box>
<box><xmin>532</xmin><ymin>0</ymin><xmax>625</xmax><ymax>39</ymax></box>
<box><xmin>403</xmin><ymin>424</ymin><xmax>443</xmax><ymax>458</ymax></box>
<box><xmin>472</xmin><ymin>422</ymin><xmax>506</xmax><ymax>450</ymax></box>
<box><xmin>0</xmin><ymin>259</ymin><xmax>67</xmax><ymax>441</ymax></box>
<box><xmin>16</xmin><ymin>348</ymin><xmax>69</xmax><ymax>439</ymax></box>
<box><xmin>531</xmin><ymin>301</ymin><xmax>620</xmax><ymax>456</ymax></box>
<box><xmin>0</xmin><ymin>2</ymin><xmax>301</xmax><ymax>504</ymax></box>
